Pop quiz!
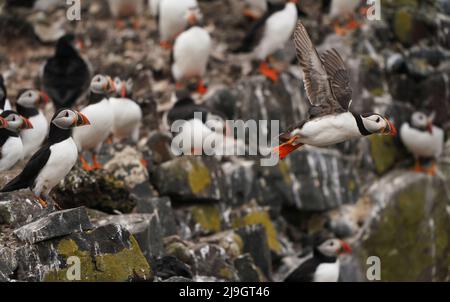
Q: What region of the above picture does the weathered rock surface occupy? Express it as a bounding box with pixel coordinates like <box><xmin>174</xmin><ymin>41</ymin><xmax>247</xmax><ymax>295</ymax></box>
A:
<box><xmin>135</xmin><ymin>196</ymin><xmax>177</xmax><ymax>237</ymax></box>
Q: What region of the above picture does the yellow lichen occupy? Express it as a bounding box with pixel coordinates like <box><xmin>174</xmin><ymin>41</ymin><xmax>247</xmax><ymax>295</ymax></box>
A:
<box><xmin>191</xmin><ymin>205</ymin><xmax>221</xmax><ymax>233</ymax></box>
<box><xmin>188</xmin><ymin>160</ymin><xmax>211</xmax><ymax>194</ymax></box>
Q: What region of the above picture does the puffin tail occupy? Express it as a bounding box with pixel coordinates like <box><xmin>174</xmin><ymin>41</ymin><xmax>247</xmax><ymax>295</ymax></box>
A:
<box><xmin>274</xmin><ymin>142</ymin><xmax>304</xmax><ymax>160</ymax></box>
<box><xmin>0</xmin><ymin>175</ymin><xmax>28</xmax><ymax>193</ymax></box>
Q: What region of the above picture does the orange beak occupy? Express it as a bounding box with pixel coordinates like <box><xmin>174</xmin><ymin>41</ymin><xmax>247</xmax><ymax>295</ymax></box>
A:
<box><xmin>273</xmin><ymin>136</ymin><xmax>303</xmax><ymax>159</ymax></box>
<box><xmin>108</xmin><ymin>77</ymin><xmax>116</xmax><ymax>94</ymax></box>
<box><xmin>383</xmin><ymin>118</ymin><xmax>397</xmax><ymax>136</ymax></box>
<box><xmin>0</xmin><ymin>117</ymin><xmax>8</xmax><ymax>128</ymax></box>
<box><xmin>75</xmin><ymin>111</ymin><xmax>90</xmax><ymax>126</ymax></box>
<box><xmin>21</xmin><ymin>117</ymin><xmax>33</xmax><ymax>129</ymax></box>
<box><xmin>39</xmin><ymin>91</ymin><xmax>50</xmax><ymax>105</ymax></box>
<box><xmin>188</xmin><ymin>13</ymin><xmax>197</xmax><ymax>26</ymax></box>
<box><xmin>121</xmin><ymin>84</ymin><xmax>126</xmax><ymax>98</ymax></box>
<box><xmin>243</xmin><ymin>9</ymin><xmax>258</xmax><ymax>20</ymax></box>
<box><xmin>427</xmin><ymin>122</ymin><xmax>433</xmax><ymax>134</ymax></box>
<box><xmin>339</xmin><ymin>240</ymin><xmax>352</xmax><ymax>254</ymax></box>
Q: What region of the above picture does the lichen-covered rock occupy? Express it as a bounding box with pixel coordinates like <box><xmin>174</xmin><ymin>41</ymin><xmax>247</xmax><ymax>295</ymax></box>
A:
<box><xmin>135</xmin><ymin>196</ymin><xmax>177</xmax><ymax>237</ymax></box>
<box><xmin>14</xmin><ymin>207</ymin><xmax>93</xmax><ymax>244</ymax></box>
<box><xmin>153</xmin><ymin>255</ymin><xmax>193</xmax><ymax>280</ymax></box>
<box><xmin>234</xmin><ymin>254</ymin><xmax>265</xmax><ymax>282</ymax></box>
<box><xmin>92</xmin><ymin>213</ymin><xmax>165</xmax><ymax>262</ymax></box>
<box><xmin>193</xmin><ymin>244</ymin><xmax>238</xmax><ymax>281</ymax></box>
<box><xmin>153</xmin><ymin>157</ymin><xmax>226</xmax><ymax>202</ymax></box>
<box><xmin>15</xmin><ymin>224</ymin><xmax>152</xmax><ymax>282</ymax></box>
<box><xmin>190</xmin><ymin>205</ymin><xmax>222</xmax><ymax>235</ymax></box>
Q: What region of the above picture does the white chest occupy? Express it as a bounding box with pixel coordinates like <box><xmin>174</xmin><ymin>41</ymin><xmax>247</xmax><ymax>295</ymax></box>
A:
<box><xmin>400</xmin><ymin>123</ymin><xmax>444</xmax><ymax>158</ymax></box>
<box><xmin>0</xmin><ymin>136</ymin><xmax>23</xmax><ymax>171</ymax></box>
<box><xmin>313</xmin><ymin>261</ymin><xmax>340</xmax><ymax>282</ymax></box>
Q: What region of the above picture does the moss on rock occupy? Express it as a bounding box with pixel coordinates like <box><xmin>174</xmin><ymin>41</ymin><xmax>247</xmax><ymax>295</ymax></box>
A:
<box><xmin>191</xmin><ymin>205</ymin><xmax>221</xmax><ymax>233</ymax></box>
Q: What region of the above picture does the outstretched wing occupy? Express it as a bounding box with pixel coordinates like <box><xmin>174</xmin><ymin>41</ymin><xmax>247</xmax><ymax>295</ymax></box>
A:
<box><xmin>293</xmin><ymin>21</ymin><xmax>341</xmax><ymax>113</ymax></box>
<box><xmin>321</xmin><ymin>49</ymin><xmax>353</xmax><ymax>110</ymax></box>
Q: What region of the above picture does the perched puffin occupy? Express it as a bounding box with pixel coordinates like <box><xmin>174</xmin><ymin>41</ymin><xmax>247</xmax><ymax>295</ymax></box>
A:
<box><xmin>108</xmin><ymin>0</ymin><xmax>143</xmax><ymax>28</ymax></box>
<box><xmin>325</xmin><ymin>0</ymin><xmax>361</xmax><ymax>35</ymax></box>
<box><xmin>274</xmin><ymin>21</ymin><xmax>397</xmax><ymax>159</ymax></box>
<box><xmin>158</xmin><ymin>0</ymin><xmax>199</xmax><ymax>49</ymax></box>
<box><xmin>73</xmin><ymin>75</ymin><xmax>115</xmax><ymax>171</ymax></box>
<box><xmin>236</xmin><ymin>0</ymin><xmax>299</xmax><ymax>82</ymax></box>
<box><xmin>0</xmin><ymin>75</ymin><xmax>12</xmax><ymax>113</ymax></box>
<box><xmin>400</xmin><ymin>112</ymin><xmax>444</xmax><ymax>175</ymax></box>
<box><xmin>15</xmin><ymin>89</ymin><xmax>50</xmax><ymax>159</ymax></box>
<box><xmin>171</xmin><ymin>7</ymin><xmax>211</xmax><ymax>95</ymax></box>
<box><xmin>0</xmin><ymin>111</ymin><xmax>33</xmax><ymax>172</ymax></box>
<box><xmin>284</xmin><ymin>237</ymin><xmax>352</xmax><ymax>282</ymax></box>
<box><xmin>41</xmin><ymin>34</ymin><xmax>91</xmax><ymax>110</ymax></box>
<box><xmin>0</xmin><ymin>109</ymin><xmax>90</xmax><ymax>207</ymax></box>
<box><xmin>110</xmin><ymin>77</ymin><xmax>142</xmax><ymax>143</ymax></box>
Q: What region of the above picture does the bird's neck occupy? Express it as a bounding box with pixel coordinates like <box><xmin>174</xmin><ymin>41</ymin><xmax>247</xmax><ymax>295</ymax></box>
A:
<box><xmin>351</xmin><ymin>112</ymin><xmax>371</xmax><ymax>136</ymax></box>
<box><xmin>0</xmin><ymin>128</ymin><xmax>18</xmax><ymax>138</ymax></box>
<box><xmin>313</xmin><ymin>248</ymin><xmax>337</xmax><ymax>263</ymax></box>
<box><xmin>16</xmin><ymin>104</ymin><xmax>39</xmax><ymax>118</ymax></box>
<box><xmin>55</xmin><ymin>41</ymin><xmax>78</xmax><ymax>58</ymax></box>
<box><xmin>48</xmin><ymin>123</ymin><xmax>72</xmax><ymax>145</ymax></box>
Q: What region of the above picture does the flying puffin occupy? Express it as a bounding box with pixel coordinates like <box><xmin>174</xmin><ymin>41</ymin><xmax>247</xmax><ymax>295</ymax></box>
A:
<box><xmin>0</xmin><ymin>111</ymin><xmax>33</xmax><ymax>172</ymax></box>
<box><xmin>108</xmin><ymin>0</ymin><xmax>143</xmax><ymax>29</ymax></box>
<box><xmin>72</xmin><ymin>74</ymin><xmax>115</xmax><ymax>171</ymax></box>
<box><xmin>15</xmin><ymin>89</ymin><xmax>50</xmax><ymax>159</ymax></box>
<box><xmin>284</xmin><ymin>236</ymin><xmax>352</xmax><ymax>282</ymax></box>
<box><xmin>158</xmin><ymin>0</ymin><xmax>199</xmax><ymax>49</ymax></box>
<box><xmin>110</xmin><ymin>77</ymin><xmax>142</xmax><ymax>143</ymax></box>
<box><xmin>41</xmin><ymin>34</ymin><xmax>91</xmax><ymax>110</ymax></box>
<box><xmin>171</xmin><ymin>7</ymin><xmax>211</xmax><ymax>95</ymax></box>
<box><xmin>274</xmin><ymin>21</ymin><xmax>397</xmax><ymax>159</ymax></box>
<box><xmin>400</xmin><ymin>112</ymin><xmax>444</xmax><ymax>176</ymax></box>
<box><xmin>0</xmin><ymin>109</ymin><xmax>90</xmax><ymax>207</ymax></box>
<box><xmin>236</xmin><ymin>0</ymin><xmax>299</xmax><ymax>82</ymax></box>
<box><xmin>0</xmin><ymin>75</ymin><xmax>12</xmax><ymax>114</ymax></box>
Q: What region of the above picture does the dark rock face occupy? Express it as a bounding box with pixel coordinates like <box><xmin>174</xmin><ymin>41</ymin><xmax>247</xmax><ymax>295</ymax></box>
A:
<box><xmin>234</xmin><ymin>254</ymin><xmax>264</xmax><ymax>282</ymax></box>
<box><xmin>135</xmin><ymin>196</ymin><xmax>177</xmax><ymax>237</ymax></box>
<box><xmin>153</xmin><ymin>256</ymin><xmax>193</xmax><ymax>280</ymax></box>
<box><xmin>14</xmin><ymin>207</ymin><xmax>93</xmax><ymax>244</ymax></box>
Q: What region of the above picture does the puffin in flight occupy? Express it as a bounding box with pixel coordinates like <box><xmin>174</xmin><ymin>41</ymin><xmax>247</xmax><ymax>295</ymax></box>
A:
<box><xmin>15</xmin><ymin>89</ymin><xmax>50</xmax><ymax>159</ymax></box>
<box><xmin>110</xmin><ymin>77</ymin><xmax>142</xmax><ymax>143</ymax></box>
<box><xmin>236</xmin><ymin>0</ymin><xmax>299</xmax><ymax>82</ymax></box>
<box><xmin>0</xmin><ymin>75</ymin><xmax>12</xmax><ymax>113</ymax></box>
<box><xmin>41</xmin><ymin>34</ymin><xmax>91</xmax><ymax>110</ymax></box>
<box><xmin>171</xmin><ymin>6</ymin><xmax>211</xmax><ymax>95</ymax></box>
<box><xmin>158</xmin><ymin>0</ymin><xmax>199</xmax><ymax>49</ymax></box>
<box><xmin>274</xmin><ymin>21</ymin><xmax>397</xmax><ymax>159</ymax></box>
<box><xmin>400</xmin><ymin>112</ymin><xmax>444</xmax><ymax>176</ymax></box>
<box><xmin>72</xmin><ymin>74</ymin><xmax>115</xmax><ymax>171</ymax></box>
<box><xmin>284</xmin><ymin>236</ymin><xmax>352</xmax><ymax>282</ymax></box>
<box><xmin>0</xmin><ymin>109</ymin><xmax>90</xmax><ymax>207</ymax></box>
<box><xmin>0</xmin><ymin>111</ymin><xmax>33</xmax><ymax>172</ymax></box>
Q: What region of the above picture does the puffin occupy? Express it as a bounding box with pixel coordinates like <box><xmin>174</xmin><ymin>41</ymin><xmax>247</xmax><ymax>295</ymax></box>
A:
<box><xmin>41</xmin><ymin>34</ymin><xmax>91</xmax><ymax>110</ymax></box>
<box><xmin>236</xmin><ymin>0</ymin><xmax>299</xmax><ymax>82</ymax></box>
<box><xmin>110</xmin><ymin>77</ymin><xmax>142</xmax><ymax>143</ymax></box>
<box><xmin>400</xmin><ymin>112</ymin><xmax>444</xmax><ymax>175</ymax></box>
<box><xmin>325</xmin><ymin>0</ymin><xmax>361</xmax><ymax>35</ymax></box>
<box><xmin>0</xmin><ymin>75</ymin><xmax>12</xmax><ymax>113</ymax></box>
<box><xmin>0</xmin><ymin>109</ymin><xmax>90</xmax><ymax>207</ymax></box>
<box><xmin>72</xmin><ymin>75</ymin><xmax>115</xmax><ymax>171</ymax></box>
<box><xmin>0</xmin><ymin>111</ymin><xmax>33</xmax><ymax>172</ymax></box>
<box><xmin>274</xmin><ymin>21</ymin><xmax>397</xmax><ymax>159</ymax></box>
<box><xmin>107</xmin><ymin>0</ymin><xmax>143</xmax><ymax>28</ymax></box>
<box><xmin>158</xmin><ymin>0</ymin><xmax>199</xmax><ymax>49</ymax></box>
<box><xmin>284</xmin><ymin>237</ymin><xmax>352</xmax><ymax>282</ymax></box>
<box><xmin>15</xmin><ymin>89</ymin><xmax>50</xmax><ymax>159</ymax></box>
<box><xmin>242</xmin><ymin>0</ymin><xmax>269</xmax><ymax>20</ymax></box>
<box><xmin>171</xmin><ymin>7</ymin><xmax>211</xmax><ymax>95</ymax></box>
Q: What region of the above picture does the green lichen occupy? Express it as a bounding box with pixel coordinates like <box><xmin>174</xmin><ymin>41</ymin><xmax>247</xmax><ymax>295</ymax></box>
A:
<box><xmin>232</xmin><ymin>210</ymin><xmax>281</xmax><ymax>254</ymax></box>
<box><xmin>369</xmin><ymin>135</ymin><xmax>400</xmax><ymax>175</ymax></box>
<box><xmin>218</xmin><ymin>266</ymin><xmax>235</xmax><ymax>280</ymax></box>
<box><xmin>191</xmin><ymin>205</ymin><xmax>221</xmax><ymax>233</ymax></box>
<box><xmin>394</xmin><ymin>9</ymin><xmax>413</xmax><ymax>45</ymax></box>
<box><xmin>369</xmin><ymin>87</ymin><xmax>385</xmax><ymax>97</ymax></box>
<box><xmin>44</xmin><ymin>236</ymin><xmax>152</xmax><ymax>282</ymax></box>
<box><xmin>188</xmin><ymin>160</ymin><xmax>211</xmax><ymax>194</ymax></box>
<box><xmin>278</xmin><ymin>161</ymin><xmax>292</xmax><ymax>185</ymax></box>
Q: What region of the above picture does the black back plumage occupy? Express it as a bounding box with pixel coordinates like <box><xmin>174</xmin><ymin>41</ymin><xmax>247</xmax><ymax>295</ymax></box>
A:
<box><xmin>42</xmin><ymin>34</ymin><xmax>90</xmax><ymax>109</ymax></box>
<box><xmin>0</xmin><ymin>76</ymin><xmax>7</xmax><ymax>111</ymax></box>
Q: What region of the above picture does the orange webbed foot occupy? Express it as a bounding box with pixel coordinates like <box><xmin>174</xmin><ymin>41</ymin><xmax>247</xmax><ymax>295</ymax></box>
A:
<box><xmin>259</xmin><ymin>62</ymin><xmax>279</xmax><ymax>82</ymax></box>
<box><xmin>160</xmin><ymin>40</ymin><xmax>172</xmax><ymax>50</ymax></box>
<box><xmin>36</xmin><ymin>196</ymin><xmax>48</xmax><ymax>208</ymax></box>
<box><xmin>197</xmin><ymin>80</ymin><xmax>208</xmax><ymax>95</ymax></box>
<box><xmin>92</xmin><ymin>154</ymin><xmax>103</xmax><ymax>170</ymax></box>
<box><xmin>80</xmin><ymin>155</ymin><xmax>93</xmax><ymax>171</ymax></box>
<box><xmin>274</xmin><ymin>136</ymin><xmax>303</xmax><ymax>160</ymax></box>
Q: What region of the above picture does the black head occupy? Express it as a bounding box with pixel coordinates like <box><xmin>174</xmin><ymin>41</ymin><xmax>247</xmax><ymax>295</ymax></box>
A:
<box><xmin>0</xmin><ymin>110</ymin><xmax>33</xmax><ymax>132</ymax></box>
<box><xmin>0</xmin><ymin>75</ymin><xmax>7</xmax><ymax>107</ymax></box>
<box><xmin>55</xmin><ymin>33</ymin><xmax>79</xmax><ymax>57</ymax></box>
<box><xmin>313</xmin><ymin>234</ymin><xmax>352</xmax><ymax>259</ymax></box>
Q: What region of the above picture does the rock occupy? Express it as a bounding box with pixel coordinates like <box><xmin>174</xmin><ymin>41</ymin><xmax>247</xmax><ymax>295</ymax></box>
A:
<box><xmin>153</xmin><ymin>157</ymin><xmax>226</xmax><ymax>202</ymax></box>
<box><xmin>164</xmin><ymin>236</ymin><xmax>196</xmax><ymax>268</ymax></box>
<box><xmin>190</xmin><ymin>205</ymin><xmax>222</xmax><ymax>235</ymax></box>
<box><xmin>162</xmin><ymin>276</ymin><xmax>193</xmax><ymax>282</ymax></box>
<box><xmin>193</xmin><ymin>244</ymin><xmax>238</xmax><ymax>281</ymax></box>
<box><xmin>0</xmin><ymin>245</ymin><xmax>17</xmax><ymax>281</ymax></box>
<box><xmin>92</xmin><ymin>213</ymin><xmax>164</xmax><ymax>262</ymax></box>
<box><xmin>153</xmin><ymin>256</ymin><xmax>193</xmax><ymax>280</ymax></box>
<box><xmin>15</xmin><ymin>224</ymin><xmax>152</xmax><ymax>281</ymax></box>
<box><xmin>221</xmin><ymin>161</ymin><xmax>257</xmax><ymax>207</ymax></box>
<box><xmin>355</xmin><ymin>170</ymin><xmax>450</xmax><ymax>281</ymax></box>
<box><xmin>14</xmin><ymin>207</ymin><xmax>93</xmax><ymax>244</ymax></box>
<box><xmin>135</xmin><ymin>196</ymin><xmax>177</xmax><ymax>237</ymax></box>
<box><xmin>234</xmin><ymin>254</ymin><xmax>265</xmax><ymax>282</ymax></box>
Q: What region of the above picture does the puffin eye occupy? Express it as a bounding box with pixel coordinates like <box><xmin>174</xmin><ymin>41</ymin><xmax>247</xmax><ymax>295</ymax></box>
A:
<box><xmin>376</xmin><ymin>117</ymin><xmax>380</xmax><ymax>123</ymax></box>
<box><xmin>65</xmin><ymin>111</ymin><xmax>69</xmax><ymax>117</ymax></box>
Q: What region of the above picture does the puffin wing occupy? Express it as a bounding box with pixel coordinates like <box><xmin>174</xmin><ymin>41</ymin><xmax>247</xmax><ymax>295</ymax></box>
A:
<box><xmin>0</xmin><ymin>145</ymin><xmax>51</xmax><ymax>192</ymax></box>
<box><xmin>321</xmin><ymin>49</ymin><xmax>353</xmax><ymax>110</ymax></box>
<box><xmin>293</xmin><ymin>21</ymin><xmax>341</xmax><ymax>115</ymax></box>
<box><xmin>284</xmin><ymin>257</ymin><xmax>320</xmax><ymax>282</ymax></box>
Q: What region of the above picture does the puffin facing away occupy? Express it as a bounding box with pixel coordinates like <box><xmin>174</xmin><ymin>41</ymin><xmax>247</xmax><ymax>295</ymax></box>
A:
<box><xmin>15</xmin><ymin>89</ymin><xmax>50</xmax><ymax>158</ymax></box>
<box><xmin>41</xmin><ymin>34</ymin><xmax>91</xmax><ymax>110</ymax></box>
<box><xmin>110</xmin><ymin>77</ymin><xmax>142</xmax><ymax>143</ymax></box>
<box><xmin>274</xmin><ymin>21</ymin><xmax>397</xmax><ymax>159</ymax></box>
<box><xmin>0</xmin><ymin>111</ymin><xmax>33</xmax><ymax>172</ymax></box>
<box><xmin>284</xmin><ymin>237</ymin><xmax>352</xmax><ymax>282</ymax></box>
<box><xmin>158</xmin><ymin>0</ymin><xmax>199</xmax><ymax>49</ymax></box>
<box><xmin>0</xmin><ymin>75</ymin><xmax>12</xmax><ymax>113</ymax></box>
<box><xmin>73</xmin><ymin>75</ymin><xmax>115</xmax><ymax>171</ymax></box>
<box><xmin>400</xmin><ymin>112</ymin><xmax>444</xmax><ymax>175</ymax></box>
<box><xmin>171</xmin><ymin>7</ymin><xmax>211</xmax><ymax>95</ymax></box>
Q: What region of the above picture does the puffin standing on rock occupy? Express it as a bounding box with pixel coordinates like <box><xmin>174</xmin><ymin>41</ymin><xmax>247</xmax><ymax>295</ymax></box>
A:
<box><xmin>400</xmin><ymin>112</ymin><xmax>444</xmax><ymax>175</ymax></box>
<box><xmin>274</xmin><ymin>21</ymin><xmax>397</xmax><ymax>159</ymax></box>
<box><xmin>0</xmin><ymin>111</ymin><xmax>33</xmax><ymax>172</ymax></box>
<box><xmin>110</xmin><ymin>77</ymin><xmax>142</xmax><ymax>143</ymax></box>
<box><xmin>171</xmin><ymin>7</ymin><xmax>211</xmax><ymax>95</ymax></box>
<box><xmin>73</xmin><ymin>75</ymin><xmax>115</xmax><ymax>171</ymax></box>
<box><xmin>41</xmin><ymin>34</ymin><xmax>91</xmax><ymax>110</ymax></box>
<box><xmin>284</xmin><ymin>236</ymin><xmax>352</xmax><ymax>282</ymax></box>
<box><xmin>15</xmin><ymin>89</ymin><xmax>50</xmax><ymax>158</ymax></box>
<box><xmin>0</xmin><ymin>76</ymin><xmax>12</xmax><ymax>113</ymax></box>
<box><xmin>0</xmin><ymin>109</ymin><xmax>90</xmax><ymax>207</ymax></box>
